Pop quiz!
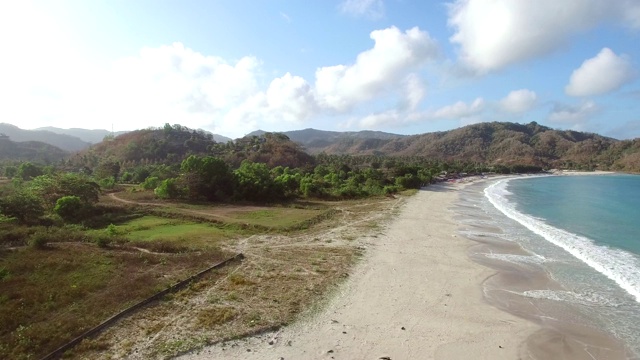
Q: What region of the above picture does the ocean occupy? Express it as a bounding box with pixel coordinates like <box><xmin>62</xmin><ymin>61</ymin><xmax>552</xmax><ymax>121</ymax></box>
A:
<box><xmin>456</xmin><ymin>174</ymin><xmax>640</xmax><ymax>357</ymax></box>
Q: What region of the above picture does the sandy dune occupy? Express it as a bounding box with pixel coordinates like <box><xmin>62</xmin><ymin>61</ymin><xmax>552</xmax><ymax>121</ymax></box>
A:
<box><xmin>178</xmin><ymin>183</ymin><xmax>537</xmax><ymax>360</ymax></box>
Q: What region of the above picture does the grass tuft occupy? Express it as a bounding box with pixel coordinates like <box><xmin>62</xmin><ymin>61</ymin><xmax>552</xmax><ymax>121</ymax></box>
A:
<box><xmin>196</xmin><ymin>307</ymin><xmax>237</xmax><ymax>328</ymax></box>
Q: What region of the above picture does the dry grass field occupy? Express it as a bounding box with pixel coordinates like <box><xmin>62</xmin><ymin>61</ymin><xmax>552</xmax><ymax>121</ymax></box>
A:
<box><xmin>0</xmin><ymin>189</ymin><xmax>406</xmax><ymax>359</ymax></box>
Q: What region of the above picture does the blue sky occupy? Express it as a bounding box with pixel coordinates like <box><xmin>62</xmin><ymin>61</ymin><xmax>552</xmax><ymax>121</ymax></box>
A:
<box><xmin>1</xmin><ymin>0</ymin><xmax>639</xmax><ymax>139</ymax></box>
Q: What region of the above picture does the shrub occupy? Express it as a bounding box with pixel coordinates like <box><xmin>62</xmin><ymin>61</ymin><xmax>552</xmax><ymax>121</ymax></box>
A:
<box><xmin>105</xmin><ymin>223</ymin><xmax>119</xmax><ymax>236</ymax></box>
<box><xmin>98</xmin><ymin>177</ymin><xmax>116</xmax><ymax>189</ymax></box>
<box><xmin>154</xmin><ymin>179</ymin><xmax>181</xmax><ymax>199</ymax></box>
<box><xmin>383</xmin><ymin>185</ymin><xmax>399</xmax><ymax>195</ymax></box>
<box><xmin>141</xmin><ymin>176</ymin><xmax>160</xmax><ymax>190</ymax></box>
<box><xmin>28</xmin><ymin>231</ymin><xmax>48</xmax><ymax>249</ymax></box>
<box><xmin>95</xmin><ymin>235</ymin><xmax>112</xmax><ymax>248</ymax></box>
<box><xmin>53</xmin><ymin>196</ymin><xmax>86</xmax><ymax>223</ymax></box>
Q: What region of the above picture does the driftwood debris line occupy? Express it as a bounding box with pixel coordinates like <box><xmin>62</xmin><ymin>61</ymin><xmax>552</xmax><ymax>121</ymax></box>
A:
<box><xmin>41</xmin><ymin>253</ymin><xmax>245</xmax><ymax>360</ymax></box>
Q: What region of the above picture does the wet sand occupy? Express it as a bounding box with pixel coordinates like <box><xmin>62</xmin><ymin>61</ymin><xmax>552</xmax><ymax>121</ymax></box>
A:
<box><xmin>458</xmin><ymin>178</ymin><xmax>633</xmax><ymax>360</ymax></box>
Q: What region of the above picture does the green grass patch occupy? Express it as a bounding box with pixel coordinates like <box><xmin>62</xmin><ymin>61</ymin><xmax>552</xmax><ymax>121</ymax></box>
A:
<box><xmin>85</xmin><ymin>216</ymin><xmax>244</xmax><ymax>249</ymax></box>
<box><xmin>230</xmin><ymin>208</ymin><xmax>325</xmax><ymax>229</ymax></box>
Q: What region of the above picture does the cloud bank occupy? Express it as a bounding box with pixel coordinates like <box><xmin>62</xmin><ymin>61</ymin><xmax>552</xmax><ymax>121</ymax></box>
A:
<box><xmin>447</xmin><ymin>0</ymin><xmax>640</xmax><ymax>73</ymax></box>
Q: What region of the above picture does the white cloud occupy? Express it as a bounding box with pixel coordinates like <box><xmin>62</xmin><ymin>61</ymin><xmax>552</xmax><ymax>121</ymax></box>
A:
<box><xmin>432</xmin><ymin>98</ymin><xmax>485</xmax><ymax>119</ymax></box>
<box><xmin>402</xmin><ymin>74</ymin><xmax>426</xmax><ymax>111</ymax></box>
<box><xmin>265</xmin><ymin>73</ymin><xmax>317</xmax><ymax>122</ymax></box>
<box><xmin>349</xmin><ymin>97</ymin><xmax>485</xmax><ymax>129</ymax></box>
<box><xmin>548</xmin><ymin>101</ymin><xmax>598</xmax><ymax>127</ymax></box>
<box><xmin>565</xmin><ymin>48</ymin><xmax>636</xmax><ymax>97</ymax></box>
<box><xmin>339</xmin><ymin>0</ymin><xmax>384</xmax><ymax>19</ymax></box>
<box><xmin>357</xmin><ymin>110</ymin><xmax>402</xmax><ymax>128</ymax></box>
<box><xmin>315</xmin><ymin>26</ymin><xmax>438</xmax><ymax>112</ymax></box>
<box><xmin>99</xmin><ymin>43</ymin><xmax>263</xmax><ymax>134</ymax></box>
<box><xmin>1</xmin><ymin>22</ymin><xmax>441</xmax><ymax>138</ymax></box>
<box><xmin>499</xmin><ymin>89</ymin><xmax>537</xmax><ymax>113</ymax></box>
<box><xmin>447</xmin><ymin>0</ymin><xmax>640</xmax><ymax>73</ymax></box>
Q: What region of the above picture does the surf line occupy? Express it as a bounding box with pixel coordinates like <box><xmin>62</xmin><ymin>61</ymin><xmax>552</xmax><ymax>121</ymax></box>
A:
<box><xmin>484</xmin><ymin>178</ymin><xmax>640</xmax><ymax>304</ymax></box>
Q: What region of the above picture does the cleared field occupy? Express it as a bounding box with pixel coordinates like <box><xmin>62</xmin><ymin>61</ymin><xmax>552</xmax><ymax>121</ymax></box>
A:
<box><xmin>0</xmin><ymin>191</ymin><xmax>404</xmax><ymax>360</ymax></box>
<box><xmin>105</xmin><ymin>191</ymin><xmax>331</xmax><ymax>230</ymax></box>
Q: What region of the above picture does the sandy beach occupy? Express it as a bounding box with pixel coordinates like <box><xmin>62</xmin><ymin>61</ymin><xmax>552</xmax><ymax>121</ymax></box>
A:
<box><xmin>178</xmin><ymin>181</ymin><xmax>539</xmax><ymax>360</ymax></box>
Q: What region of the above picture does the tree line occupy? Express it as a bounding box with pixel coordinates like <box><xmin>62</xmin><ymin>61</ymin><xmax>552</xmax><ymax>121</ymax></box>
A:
<box><xmin>0</xmin><ymin>154</ymin><xmax>542</xmax><ymax>227</ymax></box>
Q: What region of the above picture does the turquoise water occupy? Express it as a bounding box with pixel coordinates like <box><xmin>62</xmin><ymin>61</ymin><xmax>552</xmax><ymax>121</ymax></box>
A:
<box><xmin>507</xmin><ymin>175</ymin><xmax>640</xmax><ymax>256</ymax></box>
<box><xmin>479</xmin><ymin>174</ymin><xmax>640</xmax><ymax>355</ymax></box>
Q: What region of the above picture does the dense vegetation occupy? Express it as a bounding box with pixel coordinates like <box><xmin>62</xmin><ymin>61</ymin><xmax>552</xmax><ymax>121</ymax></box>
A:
<box><xmin>0</xmin><ymin>123</ymin><xmax>549</xmax><ymax>236</ymax></box>
<box><xmin>276</xmin><ymin>122</ymin><xmax>640</xmax><ymax>172</ymax></box>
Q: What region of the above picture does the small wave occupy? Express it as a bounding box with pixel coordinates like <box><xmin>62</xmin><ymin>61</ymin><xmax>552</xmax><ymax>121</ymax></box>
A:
<box><xmin>483</xmin><ymin>252</ymin><xmax>548</xmax><ymax>265</ymax></box>
<box><xmin>485</xmin><ymin>178</ymin><xmax>640</xmax><ymax>303</ymax></box>
<box><xmin>522</xmin><ymin>289</ymin><xmax>626</xmax><ymax>308</ymax></box>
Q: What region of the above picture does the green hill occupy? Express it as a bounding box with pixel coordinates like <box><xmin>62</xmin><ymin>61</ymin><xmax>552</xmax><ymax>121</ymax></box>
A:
<box><xmin>68</xmin><ymin>124</ymin><xmax>314</xmax><ymax>172</ymax></box>
<box><xmin>281</xmin><ymin>122</ymin><xmax>639</xmax><ymax>171</ymax></box>
<box><xmin>0</xmin><ymin>135</ymin><xmax>68</xmax><ymax>163</ymax></box>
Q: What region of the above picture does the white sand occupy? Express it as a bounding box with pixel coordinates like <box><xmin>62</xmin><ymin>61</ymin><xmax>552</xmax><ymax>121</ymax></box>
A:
<box><xmin>178</xmin><ymin>183</ymin><xmax>537</xmax><ymax>360</ymax></box>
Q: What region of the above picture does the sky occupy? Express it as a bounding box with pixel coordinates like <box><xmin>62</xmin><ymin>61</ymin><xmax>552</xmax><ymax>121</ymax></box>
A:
<box><xmin>1</xmin><ymin>0</ymin><xmax>639</xmax><ymax>139</ymax></box>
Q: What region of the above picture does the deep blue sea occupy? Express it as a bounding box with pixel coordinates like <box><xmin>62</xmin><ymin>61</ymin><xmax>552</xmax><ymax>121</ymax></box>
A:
<box><xmin>482</xmin><ymin>174</ymin><xmax>640</xmax><ymax>355</ymax></box>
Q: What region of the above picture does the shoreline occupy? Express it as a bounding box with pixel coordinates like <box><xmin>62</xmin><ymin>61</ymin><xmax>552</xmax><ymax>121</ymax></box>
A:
<box><xmin>459</xmin><ymin>176</ymin><xmax>633</xmax><ymax>359</ymax></box>
<box><xmin>178</xmin><ymin>182</ymin><xmax>538</xmax><ymax>359</ymax></box>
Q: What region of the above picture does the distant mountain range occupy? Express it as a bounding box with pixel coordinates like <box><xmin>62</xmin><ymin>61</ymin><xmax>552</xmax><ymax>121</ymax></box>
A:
<box><xmin>0</xmin><ymin>123</ymin><xmax>91</xmax><ymax>152</ymax></box>
<box><xmin>0</xmin><ymin>123</ymin><xmax>232</xmax><ymax>152</ymax></box>
<box><xmin>2</xmin><ymin>122</ymin><xmax>639</xmax><ymax>172</ymax></box>
<box><xmin>0</xmin><ymin>134</ymin><xmax>68</xmax><ymax>163</ymax></box>
<box><xmin>36</xmin><ymin>126</ymin><xmax>128</xmax><ymax>144</ymax></box>
<box><xmin>247</xmin><ymin>122</ymin><xmax>639</xmax><ymax>172</ymax></box>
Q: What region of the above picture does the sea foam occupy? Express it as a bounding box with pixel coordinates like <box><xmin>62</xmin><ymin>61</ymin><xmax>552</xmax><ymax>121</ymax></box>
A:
<box><xmin>483</xmin><ymin>252</ymin><xmax>548</xmax><ymax>265</ymax></box>
<box><xmin>485</xmin><ymin>178</ymin><xmax>640</xmax><ymax>303</ymax></box>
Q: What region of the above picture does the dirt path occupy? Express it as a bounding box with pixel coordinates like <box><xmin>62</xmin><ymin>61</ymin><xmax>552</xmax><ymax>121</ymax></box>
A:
<box><xmin>177</xmin><ymin>184</ymin><xmax>537</xmax><ymax>360</ymax></box>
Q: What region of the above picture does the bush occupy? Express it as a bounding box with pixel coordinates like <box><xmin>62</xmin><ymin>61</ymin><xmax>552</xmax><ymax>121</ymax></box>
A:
<box><xmin>53</xmin><ymin>196</ymin><xmax>86</xmax><ymax>223</ymax></box>
<box><xmin>98</xmin><ymin>177</ymin><xmax>116</xmax><ymax>189</ymax></box>
<box><xmin>383</xmin><ymin>185</ymin><xmax>399</xmax><ymax>195</ymax></box>
<box><xmin>28</xmin><ymin>231</ymin><xmax>48</xmax><ymax>249</ymax></box>
<box><xmin>141</xmin><ymin>176</ymin><xmax>160</xmax><ymax>190</ymax></box>
<box><xmin>154</xmin><ymin>179</ymin><xmax>181</xmax><ymax>199</ymax></box>
<box><xmin>105</xmin><ymin>223</ymin><xmax>121</xmax><ymax>236</ymax></box>
<box><xmin>95</xmin><ymin>235</ymin><xmax>112</xmax><ymax>248</ymax></box>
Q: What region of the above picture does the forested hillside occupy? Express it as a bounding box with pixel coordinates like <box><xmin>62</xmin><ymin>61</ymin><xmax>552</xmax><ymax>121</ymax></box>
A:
<box><xmin>281</xmin><ymin>122</ymin><xmax>640</xmax><ymax>172</ymax></box>
<box><xmin>0</xmin><ymin>123</ymin><xmax>90</xmax><ymax>152</ymax></box>
<box><xmin>248</xmin><ymin>128</ymin><xmax>406</xmax><ymax>154</ymax></box>
<box><xmin>0</xmin><ymin>136</ymin><xmax>68</xmax><ymax>163</ymax></box>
